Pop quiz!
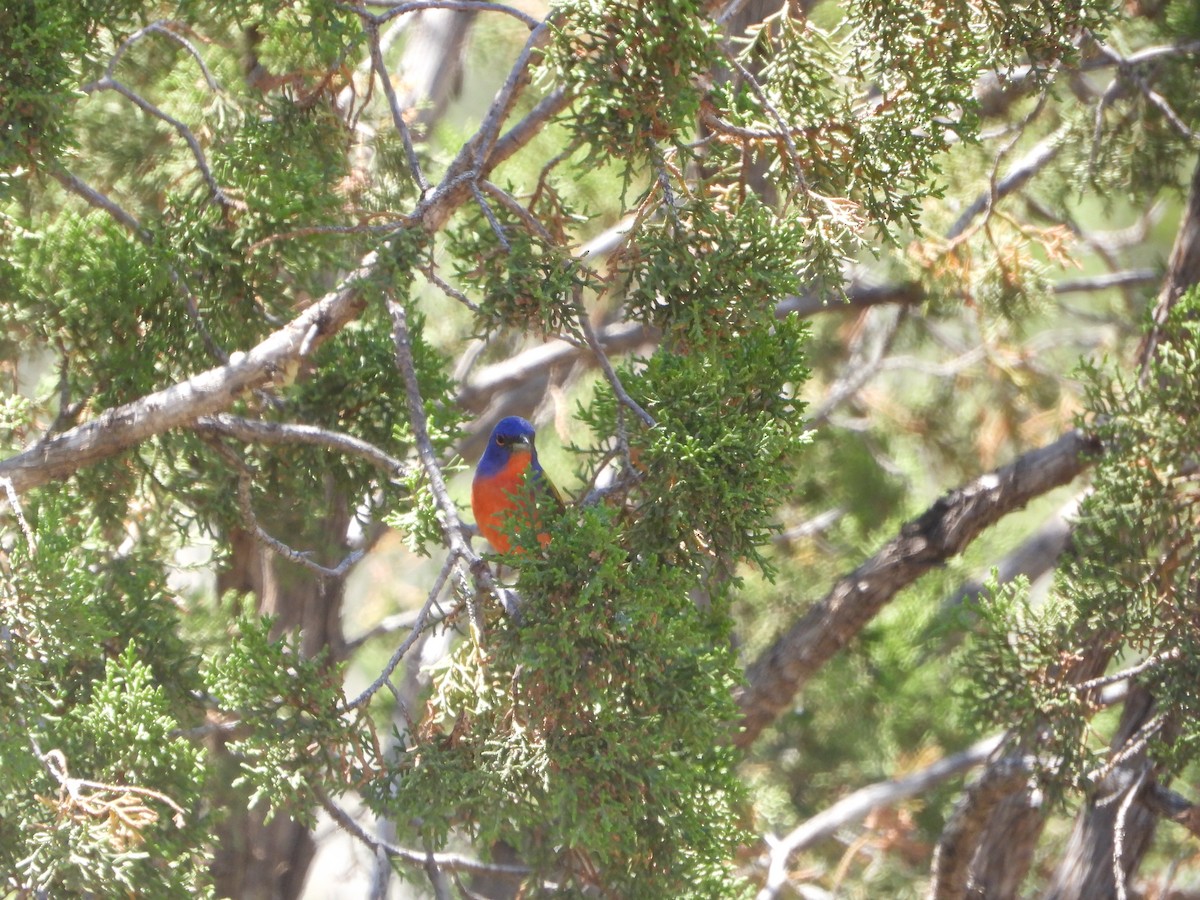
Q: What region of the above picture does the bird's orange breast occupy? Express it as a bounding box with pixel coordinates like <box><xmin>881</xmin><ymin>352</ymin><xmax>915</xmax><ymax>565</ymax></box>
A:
<box><xmin>471</xmin><ymin>453</ymin><xmax>550</xmax><ymax>554</ymax></box>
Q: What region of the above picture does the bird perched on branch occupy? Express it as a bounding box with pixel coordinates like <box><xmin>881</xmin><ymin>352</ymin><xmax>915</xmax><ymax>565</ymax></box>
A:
<box><xmin>471</xmin><ymin>416</ymin><xmax>564</xmax><ymax>554</ymax></box>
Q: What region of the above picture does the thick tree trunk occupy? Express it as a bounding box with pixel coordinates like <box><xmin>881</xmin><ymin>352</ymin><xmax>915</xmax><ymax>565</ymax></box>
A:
<box><xmin>211</xmin><ymin>493</ymin><xmax>353</xmax><ymax>900</ymax></box>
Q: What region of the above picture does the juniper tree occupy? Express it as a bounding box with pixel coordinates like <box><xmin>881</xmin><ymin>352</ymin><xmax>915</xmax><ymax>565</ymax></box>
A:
<box><xmin>2</xmin><ymin>1</ymin><xmax>1200</xmax><ymax>899</ymax></box>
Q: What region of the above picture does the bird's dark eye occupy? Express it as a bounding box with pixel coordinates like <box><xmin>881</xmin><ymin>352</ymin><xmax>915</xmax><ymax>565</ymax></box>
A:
<box><xmin>496</xmin><ymin>435</ymin><xmax>507</xmax><ymax>446</ymax></box>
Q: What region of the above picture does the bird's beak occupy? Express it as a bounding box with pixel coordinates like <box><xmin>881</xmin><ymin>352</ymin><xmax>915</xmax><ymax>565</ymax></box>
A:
<box><xmin>509</xmin><ymin>435</ymin><xmax>532</xmax><ymax>453</ymax></box>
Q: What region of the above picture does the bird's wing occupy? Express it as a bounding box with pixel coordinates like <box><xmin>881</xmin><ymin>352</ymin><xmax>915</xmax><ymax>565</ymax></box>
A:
<box><xmin>533</xmin><ymin>464</ymin><xmax>566</xmax><ymax>512</ymax></box>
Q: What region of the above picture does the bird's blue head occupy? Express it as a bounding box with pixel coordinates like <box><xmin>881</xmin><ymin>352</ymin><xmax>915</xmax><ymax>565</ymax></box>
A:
<box><xmin>476</xmin><ymin>416</ymin><xmax>540</xmax><ymax>478</ymax></box>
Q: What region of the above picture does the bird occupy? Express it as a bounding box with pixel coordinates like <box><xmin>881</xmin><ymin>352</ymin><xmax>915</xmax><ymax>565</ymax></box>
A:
<box><xmin>471</xmin><ymin>416</ymin><xmax>564</xmax><ymax>554</ymax></box>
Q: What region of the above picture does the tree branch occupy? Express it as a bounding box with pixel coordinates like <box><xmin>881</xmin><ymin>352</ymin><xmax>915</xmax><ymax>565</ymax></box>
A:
<box><xmin>193</xmin><ymin>414</ymin><xmax>410</xmax><ymax>476</ymax></box>
<box><xmin>0</xmin><ymin>253</ymin><xmax>379</xmax><ymax>495</ymax></box>
<box><xmin>735</xmin><ymin>428</ymin><xmax>1100</xmax><ymax>748</ymax></box>
<box><xmin>928</xmin><ymin>754</ymin><xmax>1035</xmax><ymax>900</ymax></box>
<box><xmin>756</xmin><ymin>733</ymin><xmax>1004</xmax><ymax>899</ymax></box>
<box><xmin>314</xmin><ymin>786</ymin><xmax>530</xmax><ymax>878</ymax></box>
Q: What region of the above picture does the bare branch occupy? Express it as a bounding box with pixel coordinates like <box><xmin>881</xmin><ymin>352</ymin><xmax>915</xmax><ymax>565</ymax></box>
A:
<box><xmin>469</xmin><ymin>16</ymin><xmax>555</xmax><ymax>168</ymax></box>
<box><xmin>757</xmin><ymin>733</ymin><xmax>1004</xmax><ymax>899</ymax></box>
<box><xmin>1053</xmin><ymin>269</ymin><xmax>1158</xmax><ymax>295</ymax></box>
<box><xmin>928</xmin><ymin>754</ymin><xmax>1035</xmax><ymax>900</ymax></box>
<box><xmin>0</xmin><ymin>477</ymin><xmax>36</xmax><ymax>552</ymax></box>
<box><xmin>343</xmin><ymin>553</ymin><xmax>455</xmax><ymax>710</ymax></box>
<box><xmin>1143</xmin><ymin>783</ymin><xmax>1200</xmax><ymax>840</ymax></box>
<box><xmin>576</xmin><ymin>298</ymin><xmax>656</xmax><ymax>429</ymax></box>
<box><xmin>193</xmin><ymin>414</ymin><xmax>410</xmax><ymax>477</ymax></box>
<box><xmin>205</xmin><ymin>439</ymin><xmax>364</xmax><ymax>579</ymax></box>
<box><xmin>0</xmin><ymin>249</ymin><xmax>378</xmax><ymax>495</ymax></box>
<box><xmin>366</xmin><ymin>0</ymin><xmax>539</xmax><ymax>30</ymax></box>
<box><xmin>364</xmin><ymin>16</ymin><xmax>429</xmax><ymax>194</ymax></box>
<box><xmin>947</xmin><ymin>129</ymin><xmax>1063</xmax><ymax>241</ymax></box>
<box><xmin>315</xmin><ymin>786</ymin><xmax>531</xmax><ymax>878</ymax></box>
<box><xmin>50</xmin><ymin>168</ymin><xmax>147</xmax><ymax>237</ymax></box>
<box><xmin>388</xmin><ymin>297</ymin><xmax>499</xmax><ymax>635</ymax></box>
<box><xmin>735</xmin><ymin>428</ymin><xmax>1101</xmax><ymax>748</ymax></box>
<box><xmin>82</xmin><ymin>77</ymin><xmax>243</xmax><ymax>210</ymax></box>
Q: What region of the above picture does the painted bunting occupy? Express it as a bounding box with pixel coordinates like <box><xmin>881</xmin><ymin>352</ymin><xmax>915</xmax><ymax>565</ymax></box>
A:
<box><xmin>471</xmin><ymin>416</ymin><xmax>564</xmax><ymax>554</ymax></box>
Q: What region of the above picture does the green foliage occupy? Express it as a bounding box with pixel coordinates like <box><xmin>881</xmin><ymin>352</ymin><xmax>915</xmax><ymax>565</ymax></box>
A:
<box><xmin>619</xmin><ymin>195</ymin><xmax>812</xmax><ymax>332</ymax></box>
<box><xmin>963</xmin><ymin>289</ymin><xmax>1200</xmax><ymax>793</ymax></box>
<box><xmin>448</xmin><ymin>183</ymin><xmax>597</xmax><ymax>337</ymax></box>
<box><xmin>0</xmin><ymin>0</ymin><xmax>147</xmax><ymax>172</ymax></box>
<box><xmin>547</xmin><ymin>0</ymin><xmax>718</xmax><ymax>164</ymax></box>
<box><xmin>204</xmin><ymin>609</ymin><xmax>368</xmax><ymax>819</ymax></box>
<box><xmin>371</xmin><ymin>504</ymin><xmax>750</xmax><ymax>896</ymax></box>
<box><xmin>617</xmin><ymin>322</ymin><xmax>810</xmax><ymax>580</ymax></box>
<box><xmin>0</xmin><ymin>496</ymin><xmax>209</xmax><ymax>896</ymax></box>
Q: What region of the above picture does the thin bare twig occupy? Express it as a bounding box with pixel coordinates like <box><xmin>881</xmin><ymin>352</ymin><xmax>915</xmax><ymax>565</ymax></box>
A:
<box><xmin>107</xmin><ymin>21</ymin><xmax>221</xmax><ymax>90</ymax></box>
<box><xmin>81</xmin><ymin>76</ymin><xmax>243</xmax><ymax>210</ymax></box>
<box><xmin>388</xmin><ymin>297</ymin><xmax>499</xmax><ymax>636</ymax></box>
<box><xmin>575</xmin><ymin>295</ymin><xmax>655</xmax><ymax>430</ymax></box>
<box><xmin>50</xmin><ymin>168</ymin><xmax>147</xmax><ymax>237</ymax></box>
<box><xmin>206</xmin><ymin>438</ymin><xmax>364</xmax><ymax>579</ymax></box>
<box><xmin>1</xmin><ymin>477</ymin><xmax>36</xmax><ymax>552</ymax></box>
<box><xmin>423</xmin><ymin>264</ymin><xmax>482</xmax><ymax>314</ymax></box>
<box><xmin>470</xmin><ymin>16</ymin><xmax>555</xmax><ymax>168</ymax></box>
<box><xmin>480</xmin><ymin>180</ymin><xmax>554</xmax><ymax>243</ymax></box>
<box><xmin>364</xmin><ymin>17</ymin><xmax>430</xmax><ymax>194</ymax></box>
<box><xmin>315</xmin><ymin>785</ymin><xmax>531</xmax><ymax>877</ymax></box>
<box><xmin>343</xmin><ymin>553</ymin><xmax>456</xmax><ymax>710</ymax></box>
<box><xmin>1073</xmin><ymin>647</ymin><xmax>1182</xmax><ymax>697</ymax></box>
<box><xmin>1113</xmin><ymin>768</ymin><xmax>1148</xmax><ymax>900</ymax></box>
<box><xmin>81</xmin><ymin>74</ymin><xmax>242</xmax><ymax>211</ymax></box>
<box><xmin>471</xmin><ymin>182</ymin><xmax>511</xmax><ymax>250</ymax></box>
<box><xmin>757</xmin><ymin>733</ymin><xmax>1004</xmax><ymax>899</ymax></box>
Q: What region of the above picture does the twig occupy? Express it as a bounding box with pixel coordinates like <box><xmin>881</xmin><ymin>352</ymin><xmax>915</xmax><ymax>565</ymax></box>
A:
<box><xmin>1113</xmin><ymin>768</ymin><xmax>1148</xmax><ymax>900</ymax></box>
<box><xmin>82</xmin><ymin>77</ymin><xmax>243</xmax><ymax>211</ymax></box>
<box><xmin>481</xmin><ymin>180</ymin><xmax>554</xmax><ymax>244</ymax></box>
<box><xmin>946</xmin><ymin>126</ymin><xmax>1064</xmax><ymax>242</ymax></box>
<box><xmin>364</xmin><ymin>17</ymin><xmax>430</xmax><ymax>194</ymax></box>
<box><xmin>757</xmin><ymin>733</ymin><xmax>1004</xmax><ymax>899</ymax></box>
<box><xmin>469</xmin><ymin>16</ymin><xmax>554</xmax><ymax>168</ymax></box>
<box><xmin>42</xmin><ymin>748</ymin><xmax>187</xmax><ymax>828</ymax></box>
<box><xmin>365</xmin><ymin>0</ymin><xmax>540</xmax><ymax>30</ymax></box>
<box><xmin>315</xmin><ymin>786</ymin><xmax>531</xmax><ymax>877</ymax></box>
<box><xmin>343</xmin><ymin>553</ymin><xmax>455</xmax><ymax>710</ymax></box>
<box><xmin>1073</xmin><ymin>647</ymin><xmax>1182</xmax><ymax>697</ymax></box>
<box><xmin>575</xmin><ymin>295</ymin><xmax>655</xmax><ymax>429</ymax></box>
<box><xmin>1</xmin><ymin>477</ymin><xmax>36</xmax><ymax>552</ymax></box>
<box><xmin>388</xmin><ymin>297</ymin><xmax>499</xmax><ymax>636</ymax></box>
<box><xmin>487</xmin><ymin>87</ymin><xmax>573</xmax><ymax>174</ymax></box>
<box><xmin>471</xmin><ymin>182</ymin><xmax>510</xmax><ymax>250</ymax></box>
<box><xmin>207</xmin><ymin>438</ymin><xmax>365</xmax><ymax>579</ymax></box>
<box><xmin>1053</xmin><ymin>269</ymin><xmax>1158</xmax><ymax>295</ymax></box>
<box><xmin>715</xmin><ymin>41</ymin><xmax>807</xmax><ymax>192</ymax></box>
<box><xmin>0</xmin><ymin>243</ymin><xmax>379</xmax><ymax>495</ymax></box>
<box><xmin>106</xmin><ymin>21</ymin><xmax>221</xmax><ymax>91</ymax></box>
<box><xmin>51</xmin><ymin>168</ymin><xmax>147</xmax><ymax>237</ymax></box>
<box><xmin>423</xmin><ymin>264</ymin><xmax>482</xmax><ymax>314</ymax></box>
